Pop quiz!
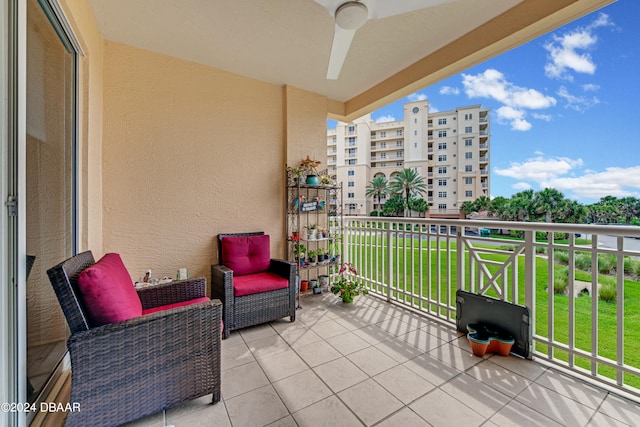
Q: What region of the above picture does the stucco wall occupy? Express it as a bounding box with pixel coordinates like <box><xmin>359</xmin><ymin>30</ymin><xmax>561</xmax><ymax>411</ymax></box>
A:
<box><xmin>102</xmin><ymin>42</ymin><xmax>291</xmax><ymax>282</ymax></box>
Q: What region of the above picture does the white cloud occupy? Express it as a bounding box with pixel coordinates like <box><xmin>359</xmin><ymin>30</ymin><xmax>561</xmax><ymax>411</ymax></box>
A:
<box><xmin>532</xmin><ymin>113</ymin><xmax>552</xmax><ymax>122</ymax></box>
<box><xmin>512</xmin><ymin>182</ymin><xmax>532</xmax><ymax>191</ymax></box>
<box><xmin>582</xmin><ymin>83</ymin><xmax>600</xmax><ymax>92</ymax></box>
<box><xmin>406</xmin><ymin>92</ymin><xmax>427</xmax><ymax>102</ymax></box>
<box><xmin>375</xmin><ymin>115</ymin><xmax>396</xmax><ymax>123</ymax></box>
<box><xmin>495</xmin><ymin>154</ymin><xmax>640</xmax><ymax>202</ymax></box>
<box><xmin>544</xmin><ymin>13</ymin><xmax>613</xmax><ymax>80</ymax></box>
<box><xmin>428</xmin><ymin>104</ymin><xmax>439</xmax><ymax>113</ymax></box>
<box><xmin>557</xmin><ymin>86</ymin><xmax>600</xmax><ymax>112</ymax></box>
<box><xmin>494</xmin><ymin>155</ymin><xmax>583</xmax><ymax>182</ymax></box>
<box><xmin>440</xmin><ymin>86</ymin><xmax>460</xmax><ymax>95</ymax></box>
<box><xmin>462</xmin><ymin>69</ymin><xmax>555</xmax><ymax>131</ymax></box>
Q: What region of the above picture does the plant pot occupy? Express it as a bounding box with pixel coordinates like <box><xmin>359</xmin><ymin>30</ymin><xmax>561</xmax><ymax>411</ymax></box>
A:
<box><xmin>306</xmin><ymin>175</ymin><xmax>320</xmax><ymax>185</ymax></box>
<box><xmin>341</xmin><ymin>293</ymin><xmax>354</xmax><ymax>303</ymax></box>
<box><xmin>309</xmin><ymin>279</ymin><xmax>317</xmax><ymax>288</ymax></box>
<box><xmin>318</xmin><ymin>275</ymin><xmax>329</xmax><ymax>288</ymax></box>
<box><xmin>313</xmin><ymin>286</ymin><xmax>322</xmax><ymax>294</ymax></box>
<box><xmin>466</xmin><ymin>323</ymin><xmax>514</xmax><ymax>357</ymax></box>
<box><xmin>300</xmin><ymin>280</ymin><xmax>309</xmax><ymax>292</ymax></box>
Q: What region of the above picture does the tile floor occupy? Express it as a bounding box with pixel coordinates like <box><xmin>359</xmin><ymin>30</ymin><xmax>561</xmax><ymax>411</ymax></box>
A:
<box><xmin>124</xmin><ymin>293</ymin><xmax>640</xmax><ymax>427</ymax></box>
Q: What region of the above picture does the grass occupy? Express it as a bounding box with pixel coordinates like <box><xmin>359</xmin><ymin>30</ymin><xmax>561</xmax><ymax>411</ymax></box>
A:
<box><xmin>347</xmin><ymin>232</ymin><xmax>640</xmax><ymax>390</ymax></box>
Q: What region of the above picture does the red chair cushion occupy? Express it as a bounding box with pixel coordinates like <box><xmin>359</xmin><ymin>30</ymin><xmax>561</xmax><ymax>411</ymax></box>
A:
<box><xmin>221</xmin><ymin>234</ymin><xmax>271</xmax><ymax>276</ymax></box>
<box><xmin>233</xmin><ymin>271</ymin><xmax>289</xmax><ymax>297</ymax></box>
<box><xmin>77</xmin><ymin>253</ymin><xmax>142</xmax><ymax>327</ymax></box>
<box><xmin>142</xmin><ymin>297</ymin><xmax>210</xmax><ymax>315</ymax></box>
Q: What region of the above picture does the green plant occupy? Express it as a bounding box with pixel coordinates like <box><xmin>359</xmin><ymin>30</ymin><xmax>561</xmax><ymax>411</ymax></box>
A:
<box><xmin>293</xmin><ymin>243</ymin><xmax>306</xmax><ymax>258</ymax></box>
<box><xmin>330</xmin><ymin>263</ymin><xmax>368</xmax><ymax>302</ymax></box>
<box><xmin>553</xmin><ymin>267</ymin><xmax>568</xmax><ymax>294</ymax></box>
<box><xmin>599</xmin><ymin>283</ymin><xmax>617</xmax><ymax>302</ymax></box>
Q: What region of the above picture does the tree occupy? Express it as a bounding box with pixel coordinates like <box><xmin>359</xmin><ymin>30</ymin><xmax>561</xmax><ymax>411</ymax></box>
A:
<box><xmin>502</xmin><ymin>190</ymin><xmax>535</xmax><ymax>221</ymax></box>
<box><xmin>409</xmin><ymin>197</ymin><xmax>429</xmax><ymax>217</ymax></box>
<box><xmin>390</xmin><ymin>168</ymin><xmax>427</xmax><ymax>217</ymax></box>
<box><xmin>365</xmin><ymin>175</ymin><xmax>390</xmax><ymax>217</ymax></box>
<box><xmin>460</xmin><ymin>201</ymin><xmax>475</xmax><ymax>216</ymax></box>
<box><xmin>382</xmin><ymin>195</ymin><xmax>405</xmax><ymax>217</ymax></box>
<box><xmin>533</xmin><ymin>188</ymin><xmax>567</xmax><ymax>223</ymax></box>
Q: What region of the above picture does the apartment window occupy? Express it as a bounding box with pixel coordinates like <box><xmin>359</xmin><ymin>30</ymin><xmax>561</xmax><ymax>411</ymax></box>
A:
<box><xmin>348</xmin><ymin>192</ymin><xmax>355</xmax><ymax>198</ymax></box>
<box><xmin>465</xmin><ymin>152</ymin><xmax>472</xmax><ymax>159</ymax></box>
<box><xmin>332</xmin><ymin>136</ymin><xmax>337</xmax><ymax>142</ymax></box>
<box><xmin>348</xmin><ymin>137</ymin><xmax>356</xmax><ymax>146</ymax></box>
<box><xmin>438</xmin><ymin>191</ymin><xmax>447</xmax><ymax>198</ymax></box>
<box><xmin>438</xmin><ymin>204</ymin><xmax>447</xmax><ymax>210</ymax></box>
<box><xmin>396</xmin><ymin>162</ymin><xmax>403</xmax><ymax>166</ymax></box>
<box><xmin>465</xmin><ymin>165</ymin><xmax>472</xmax><ymax>172</ymax></box>
<box><xmin>348</xmin><ymin>159</ymin><xmax>356</xmax><ymax>165</ymax></box>
<box><xmin>414</xmin><ymin>118</ymin><xmax>417</xmax><ymax>124</ymax></box>
<box><xmin>414</xmin><ymin>142</ymin><xmax>417</xmax><ymax>148</ymax></box>
<box><xmin>396</xmin><ymin>130</ymin><xmax>403</xmax><ymax>136</ymax></box>
<box><xmin>414</xmin><ymin>130</ymin><xmax>418</xmax><ymax>136</ymax></box>
<box><xmin>438</xmin><ymin>118</ymin><xmax>447</xmax><ymax>125</ymax></box>
<box><xmin>348</xmin><ymin>170</ymin><xmax>355</xmax><ymax>176</ymax></box>
<box><xmin>465</xmin><ymin>190</ymin><xmax>473</xmax><ymax>197</ymax></box>
<box><xmin>348</xmin><ymin>203</ymin><xmax>356</xmax><ymax>211</ymax></box>
<box><xmin>465</xmin><ymin>177</ymin><xmax>473</xmax><ymax>185</ymax></box>
<box><xmin>396</xmin><ymin>140</ymin><xmax>402</xmax><ymax>147</ymax></box>
<box><xmin>380</xmin><ymin>163</ymin><xmax>386</xmax><ymax>167</ymax></box>
<box><xmin>438</xmin><ymin>179</ymin><xmax>447</xmax><ymax>186</ymax></box>
<box><xmin>465</xmin><ymin>139</ymin><xmax>472</xmax><ymax>147</ymax></box>
<box><xmin>380</xmin><ymin>142</ymin><xmax>386</xmax><ymax>148</ymax></box>
<box><xmin>396</xmin><ymin>151</ymin><xmax>403</xmax><ymax>158</ymax></box>
<box><xmin>438</xmin><ymin>142</ymin><xmax>447</xmax><ymax>150</ymax></box>
<box><xmin>438</xmin><ymin>130</ymin><xmax>447</xmax><ymax>138</ymax></box>
<box><xmin>380</xmin><ymin>131</ymin><xmax>386</xmax><ymax>137</ymax></box>
<box><xmin>465</xmin><ymin>113</ymin><xmax>473</xmax><ymax>120</ymax></box>
<box><xmin>465</xmin><ymin>126</ymin><xmax>472</xmax><ymax>133</ymax></box>
<box><xmin>438</xmin><ymin>154</ymin><xmax>447</xmax><ymax>162</ymax></box>
<box><xmin>380</xmin><ymin>153</ymin><xmax>386</xmax><ymax>159</ymax></box>
<box><xmin>348</xmin><ymin>181</ymin><xmax>355</xmax><ymax>187</ymax></box>
<box><xmin>438</xmin><ymin>167</ymin><xmax>447</xmax><ymax>174</ymax></box>
<box><xmin>348</xmin><ymin>125</ymin><xmax>355</xmax><ymax>132</ymax></box>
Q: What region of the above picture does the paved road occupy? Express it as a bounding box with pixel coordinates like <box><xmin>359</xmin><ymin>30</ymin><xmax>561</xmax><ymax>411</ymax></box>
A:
<box><xmin>597</xmin><ymin>234</ymin><xmax>640</xmax><ymax>253</ymax></box>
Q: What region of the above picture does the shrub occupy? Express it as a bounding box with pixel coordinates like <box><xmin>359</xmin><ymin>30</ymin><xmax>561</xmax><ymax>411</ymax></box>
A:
<box><xmin>632</xmin><ymin>261</ymin><xmax>640</xmax><ymax>280</ymax></box>
<box><xmin>575</xmin><ymin>252</ymin><xmax>593</xmax><ymax>272</ymax></box>
<box><xmin>597</xmin><ymin>254</ymin><xmax>616</xmax><ymax>275</ymax></box>
<box><xmin>553</xmin><ymin>267</ymin><xmax>568</xmax><ymax>294</ymax></box>
<box><xmin>554</xmin><ymin>250</ymin><xmax>569</xmax><ymax>265</ymax></box>
<box><xmin>599</xmin><ymin>284</ymin><xmax>617</xmax><ymax>303</ymax></box>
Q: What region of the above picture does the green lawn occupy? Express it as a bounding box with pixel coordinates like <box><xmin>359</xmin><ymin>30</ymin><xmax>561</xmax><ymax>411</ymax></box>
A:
<box><xmin>347</xmin><ymin>234</ymin><xmax>640</xmax><ymax>389</ymax></box>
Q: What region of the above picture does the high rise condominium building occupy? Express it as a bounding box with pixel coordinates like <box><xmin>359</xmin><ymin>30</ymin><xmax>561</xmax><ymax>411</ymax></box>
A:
<box><xmin>327</xmin><ymin>100</ymin><xmax>490</xmax><ymax>218</ymax></box>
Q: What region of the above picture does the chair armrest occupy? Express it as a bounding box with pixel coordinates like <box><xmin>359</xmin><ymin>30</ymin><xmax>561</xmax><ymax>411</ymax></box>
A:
<box><xmin>211</xmin><ymin>264</ymin><xmax>233</xmax><ymax>301</ymax></box>
<box><xmin>137</xmin><ymin>277</ymin><xmax>207</xmax><ymax>309</ymax></box>
<box><xmin>269</xmin><ymin>259</ymin><xmax>296</xmax><ymax>280</ymax></box>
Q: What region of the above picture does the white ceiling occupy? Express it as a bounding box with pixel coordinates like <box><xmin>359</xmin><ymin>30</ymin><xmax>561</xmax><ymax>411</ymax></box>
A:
<box><xmin>87</xmin><ymin>0</ymin><xmax>613</xmax><ymax>120</ymax></box>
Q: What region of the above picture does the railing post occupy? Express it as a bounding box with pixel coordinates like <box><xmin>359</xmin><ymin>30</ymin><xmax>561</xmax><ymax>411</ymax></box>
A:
<box><xmin>524</xmin><ymin>230</ymin><xmax>535</xmax><ymax>358</ymax></box>
<box><xmin>386</xmin><ymin>226</ymin><xmax>392</xmax><ymax>302</ymax></box>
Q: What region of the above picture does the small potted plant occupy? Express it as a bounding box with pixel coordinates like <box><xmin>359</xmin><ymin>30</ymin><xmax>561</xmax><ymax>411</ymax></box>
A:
<box><xmin>294</xmin><ymin>243</ymin><xmax>306</xmax><ymax>267</ymax></box>
<box><xmin>330</xmin><ymin>263</ymin><xmax>368</xmax><ymax>303</ymax></box>
<box><xmin>316</xmin><ymin>247</ymin><xmax>327</xmax><ymax>263</ymax></box>
<box><xmin>312</xmin><ymin>279</ymin><xmax>322</xmax><ymax>294</ymax></box>
<box><xmin>320</xmin><ymin>174</ymin><xmax>332</xmax><ymax>186</ymax></box>
<box><xmin>307</xmin><ymin>250</ymin><xmax>317</xmax><ymax>266</ymax></box>
<box><xmin>286</xmin><ymin>165</ymin><xmax>304</xmax><ymax>185</ymax></box>
<box><xmin>305</xmin><ymin>224</ymin><xmax>318</xmax><ymax>240</ymax></box>
<box><xmin>300</xmin><ymin>155</ymin><xmax>321</xmax><ymax>185</ymax></box>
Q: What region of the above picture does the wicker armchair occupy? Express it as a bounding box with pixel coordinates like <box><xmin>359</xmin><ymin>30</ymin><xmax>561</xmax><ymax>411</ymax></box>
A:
<box><xmin>211</xmin><ymin>232</ymin><xmax>296</xmax><ymax>339</ymax></box>
<box><xmin>46</xmin><ymin>251</ymin><xmax>222</xmax><ymax>427</ymax></box>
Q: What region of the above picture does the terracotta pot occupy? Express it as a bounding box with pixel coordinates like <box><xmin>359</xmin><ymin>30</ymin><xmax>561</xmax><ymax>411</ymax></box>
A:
<box><xmin>300</xmin><ymin>280</ymin><xmax>309</xmax><ymax>292</ymax></box>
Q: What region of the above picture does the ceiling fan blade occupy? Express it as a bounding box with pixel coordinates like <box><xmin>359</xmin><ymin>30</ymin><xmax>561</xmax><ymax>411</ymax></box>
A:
<box><xmin>369</xmin><ymin>0</ymin><xmax>455</xmax><ymax>19</ymax></box>
<box><xmin>326</xmin><ymin>24</ymin><xmax>357</xmax><ymax>80</ymax></box>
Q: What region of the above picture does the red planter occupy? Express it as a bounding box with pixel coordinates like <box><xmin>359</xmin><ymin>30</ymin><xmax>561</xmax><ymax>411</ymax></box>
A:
<box><xmin>467</xmin><ymin>324</ymin><xmax>514</xmax><ymax>357</ymax></box>
<box><xmin>300</xmin><ymin>280</ymin><xmax>309</xmax><ymax>292</ymax></box>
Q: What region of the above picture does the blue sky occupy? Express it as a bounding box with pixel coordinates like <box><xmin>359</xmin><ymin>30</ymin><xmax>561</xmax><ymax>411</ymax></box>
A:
<box><xmin>328</xmin><ymin>1</ymin><xmax>639</xmax><ymax>205</ymax></box>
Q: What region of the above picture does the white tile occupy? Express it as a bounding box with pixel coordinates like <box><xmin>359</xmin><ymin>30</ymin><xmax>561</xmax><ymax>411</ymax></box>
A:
<box><xmin>534</xmin><ymin>369</ymin><xmax>607</xmax><ymax>409</ymax></box>
<box><xmin>221</xmin><ymin>360</ymin><xmax>269</xmax><ymax>399</ymax></box>
<box><xmin>465</xmin><ymin>359</ymin><xmax>531</xmax><ymax>398</ymax></box>
<box><xmin>440</xmin><ymin>373</ymin><xmax>511</xmax><ymax>418</ymax></box>
<box><xmin>374</xmin><ymin>316</ymin><xmax>420</xmax><ymax>337</ymax></box>
<box><xmin>427</xmin><ymin>341</ymin><xmax>483</xmax><ymax>371</ymax></box>
<box><xmin>397</xmin><ymin>327</ymin><xmax>446</xmax><ymax>353</ymax></box>
<box><xmin>313</xmin><ymin>357</ymin><xmax>368</xmax><ymax>393</ymax></box>
<box><xmin>309</xmin><ymin>319</ymin><xmax>350</xmax><ymax>339</ymax></box>
<box><xmin>587</xmin><ymin>411</ymin><xmax>635</xmax><ymax>426</ymax></box>
<box><xmin>238</xmin><ymin>323</ymin><xmax>277</xmax><ymax>342</ymax></box>
<box><xmin>598</xmin><ymin>393</ymin><xmax>640</xmax><ymax>425</ymax></box>
<box><xmin>347</xmin><ymin>345</ymin><xmax>399</xmax><ymax>377</ymax></box>
<box><xmin>265</xmin><ymin>415</ymin><xmax>298</xmax><ymax>427</ymax></box>
<box><xmin>488</xmin><ymin>353</ymin><xmax>547</xmax><ymax>382</ymax></box>
<box><xmin>375</xmin><ymin>337</ymin><xmax>425</xmax><ymax>363</ymax></box>
<box><xmin>169</xmin><ymin>400</ymin><xmax>231</xmax><ymax>427</ymax></box>
<box><xmin>410</xmin><ymin>389</ymin><xmax>485</xmax><ymax>427</ymax></box>
<box><xmin>351</xmin><ymin>324</ymin><xmax>397</xmax><ymax>346</ymax></box>
<box><xmin>325</xmin><ymin>331</ymin><xmax>371</xmax><ymax>355</ymax></box>
<box><xmin>403</xmin><ymin>353</ymin><xmax>462</xmax><ymax>387</ymax></box>
<box><xmin>225</xmin><ymin>385</ymin><xmax>289</xmax><ymax>427</ymax></box>
<box><xmin>221</xmin><ymin>341</ymin><xmax>255</xmax><ymax>371</ymax></box>
<box><xmin>257</xmin><ymin>348</ymin><xmax>309</xmax><ymax>382</ymax></box>
<box><xmin>515</xmin><ymin>382</ymin><xmax>597</xmax><ymax>426</ymax></box>
<box><xmin>338</xmin><ymin>378</ymin><xmax>403</xmax><ymax>426</ymax></box>
<box><xmin>295</xmin><ymin>339</ymin><xmax>343</xmax><ymax>367</ymax></box>
<box><xmin>246</xmin><ymin>334</ymin><xmax>291</xmax><ymax>360</ymax></box>
<box><xmin>375</xmin><ymin>407</ymin><xmax>431</xmax><ymax>427</ymax></box>
<box><xmin>292</xmin><ymin>395</ymin><xmax>363</xmax><ymax>427</ymax></box>
<box><xmin>489</xmin><ymin>398</ymin><xmax>563</xmax><ymax>427</ymax></box>
<box><xmin>373</xmin><ymin>364</ymin><xmax>435</xmax><ymax>404</ymax></box>
<box><xmin>272</xmin><ymin>321</ymin><xmax>323</xmax><ymax>348</ymax></box>
<box><xmin>272</xmin><ymin>369</ymin><xmax>333</xmax><ymax>413</ymax></box>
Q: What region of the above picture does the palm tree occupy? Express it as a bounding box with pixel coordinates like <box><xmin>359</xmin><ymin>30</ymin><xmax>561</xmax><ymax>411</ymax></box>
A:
<box><xmin>390</xmin><ymin>168</ymin><xmax>427</xmax><ymax>217</ymax></box>
<box><xmin>365</xmin><ymin>175</ymin><xmax>389</xmax><ymax>216</ymax></box>
<box><xmin>533</xmin><ymin>188</ymin><xmax>567</xmax><ymax>223</ymax></box>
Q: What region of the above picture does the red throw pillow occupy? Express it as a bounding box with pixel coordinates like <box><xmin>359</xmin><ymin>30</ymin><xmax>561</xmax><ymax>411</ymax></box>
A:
<box><xmin>221</xmin><ymin>234</ymin><xmax>271</xmax><ymax>276</ymax></box>
<box><xmin>77</xmin><ymin>253</ymin><xmax>142</xmax><ymax>326</ymax></box>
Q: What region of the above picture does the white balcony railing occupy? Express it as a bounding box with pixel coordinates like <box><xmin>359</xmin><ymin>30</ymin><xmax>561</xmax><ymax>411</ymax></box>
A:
<box><xmin>343</xmin><ymin>217</ymin><xmax>640</xmax><ymax>400</ymax></box>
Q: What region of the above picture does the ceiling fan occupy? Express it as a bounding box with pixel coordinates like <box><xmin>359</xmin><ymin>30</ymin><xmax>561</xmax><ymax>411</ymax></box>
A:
<box><xmin>315</xmin><ymin>0</ymin><xmax>455</xmax><ymax>79</ymax></box>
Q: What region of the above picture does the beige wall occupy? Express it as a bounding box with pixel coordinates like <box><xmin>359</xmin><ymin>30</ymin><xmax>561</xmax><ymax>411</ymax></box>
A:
<box><xmin>102</xmin><ymin>42</ymin><xmax>315</xmax><ymax>282</ymax></box>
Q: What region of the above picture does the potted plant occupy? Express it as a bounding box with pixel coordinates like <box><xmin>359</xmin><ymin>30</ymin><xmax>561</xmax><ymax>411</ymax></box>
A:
<box><xmin>312</xmin><ymin>279</ymin><xmax>322</xmax><ymax>294</ymax></box>
<box><xmin>308</xmin><ymin>250</ymin><xmax>317</xmax><ymax>266</ymax></box>
<box><xmin>316</xmin><ymin>247</ymin><xmax>327</xmax><ymax>263</ymax></box>
<box><xmin>320</xmin><ymin>174</ymin><xmax>332</xmax><ymax>186</ymax></box>
<box><xmin>286</xmin><ymin>165</ymin><xmax>304</xmax><ymax>185</ymax></box>
<box><xmin>294</xmin><ymin>243</ymin><xmax>306</xmax><ymax>267</ymax></box>
<box><xmin>300</xmin><ymin>155</ymin><xmax>321</xmax><ymax>185</ymax></box>
<box><xmin>330</xmin><ymin>263</ymin><xmax>368</xmax><ymax>303</ymax></box>
<box><xmin>305</xmin><ymin>224</ymin><xmax>318</xmax><ymax>240</ymax></box>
